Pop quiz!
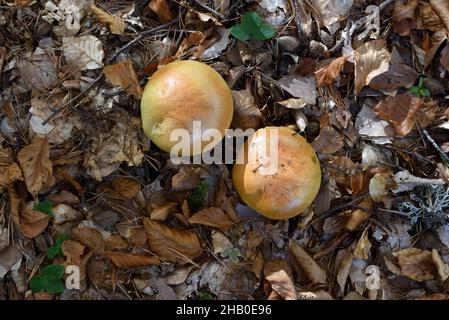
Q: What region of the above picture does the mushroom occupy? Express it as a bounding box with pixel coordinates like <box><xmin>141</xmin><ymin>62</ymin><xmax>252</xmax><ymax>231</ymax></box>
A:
<box><xmin>140</xmin><ymin>60</ymin><xmax>234</xmax><ymax>156</ymax></box>
<box><xmin>232</xmin><ymin>126</ymin><xmax>321</xmax><ymax>220</ymax></box>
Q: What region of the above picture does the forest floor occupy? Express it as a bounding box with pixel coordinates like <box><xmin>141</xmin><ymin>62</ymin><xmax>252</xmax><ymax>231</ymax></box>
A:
<box><xmin>1</xmin><ymin>0</ymin><xmax>449</xmax><ymax>300</ymax></box>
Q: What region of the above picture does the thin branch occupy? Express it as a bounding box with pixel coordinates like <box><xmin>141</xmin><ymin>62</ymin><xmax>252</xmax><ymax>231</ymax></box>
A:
<box><xmin>421</xmin><ymin>128</ymin><xmax>449</xmax><ymax>165</ymax></box>
<box><xmin>192</xmin><ymin>0</ymin><xmax>226</xmax><ymax>20</ymax></box>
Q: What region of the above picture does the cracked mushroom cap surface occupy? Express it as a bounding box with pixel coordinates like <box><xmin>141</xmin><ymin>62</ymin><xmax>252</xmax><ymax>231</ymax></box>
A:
<box><xmin>233</xmin><ymin>127</ymin><xmax>321</xmax><ymax>220</ymax></box>
<box><xmin>140</xmin><ymin>60</ymin><xmax>234</xmax><ymax>156</ymax></box>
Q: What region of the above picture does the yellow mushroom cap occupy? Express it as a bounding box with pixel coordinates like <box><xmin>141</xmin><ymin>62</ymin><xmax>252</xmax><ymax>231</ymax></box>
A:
<box><xmin>140</xmin><ymin>60</ymin><xmax>234</xmax><ymax>156</ymax></box>
<box><xmin>233</xmin><ymin>127</ymin><xmax>321</xmax><ymax>220</ymax></box>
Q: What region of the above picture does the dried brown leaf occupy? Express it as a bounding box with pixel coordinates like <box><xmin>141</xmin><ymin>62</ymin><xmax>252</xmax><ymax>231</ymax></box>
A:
<box><xmin>374</xmin><ymin>93</ymin><xmax>421</xmax><ymax>136</ymax></box>
<box><xmin>288</xmin><ymin>240</ymin><xmax>327</xmax><ymax>284</ymax></box>
<box><xmin>148</xmin><ymin>0</ymin><xmax>173</xmax><ymax>23</ymax></box>
<box><xmin>188</xmin><ymin>207</ymin><xmax>234</xmax><ymax>232</ymax></box>
<box><xmin>17</xmin><ymin>52</ymin><xmax>57</xmax><ymax>93</ymax></box>
<box><xmin>431</xmin><ymin>249</ymin><xmax>449</xmax><ymax>282</ymax></box>
<box><xmin>335</xmin><ymin>247</ymin><xmax>354</xmax><ymax>293</ymax></box>
<box><xmin>104</xmin><ymin>251</ymin><xmax>161</xmax><ymax>268</ymax></box>
<box><xmin>369</xmin><ymin>64</ymin><xmax>417</xmax><ymax>91</ymax></box>
<box><xmin>143</xmin><ymin>219</ymin><xmax>202</xmax><ymax>264</ymax></box>
<box><xmin>393</xmin><ymin>248</ymin><xmax>436</xmax><ymax>281</ymax></box>
<box><xmin>103</xmin><ymin>59</ymin><xmax>143</xmax><ymax>98</ymax></box>
<box><xmin>90</xmin><ymin>5</ymin><xmax>125</xmax><ymax>35</ymax></box>
<box><xmin>19</xmin><ymin>202</ymin><xmax>50</xmax><ymax>238</ymax></box>
<box><xmin>71</xmin><ymin>227</ymin><xmax>105</xmax><ymax>254</ymax></box>
<box><xmin>0</xmin><ymin>162</ymin><xmax>23</xmax><ymax>190</ymax></box>
<box><xmin>314</xmin><ymin>56</ymin><xmax>348</xmax><ymax>87</ymax></box>
<box><xmin>354</xmin><ymin>39</ymin><xmax>391</xmax><ymax>95</ymax></box>
<box><xmin>112</xmin><ymin>177</ymin><xmax>141</xmax><ymax>199</ymax></box>
<box><xmin>353</xmin><ymin>228</ymin><xmax>372</xmax><ymax>260</ymax></box>
<box><xmin>392</xmin><ymin>0</ymin><xmax>418</xmax><ymax>36</ymax></box>
<box><xmin>17</xmin><ymin>135</ymin><xmax>53</xmax><ymax>197</ymax></box>
<box><xmin>231</xmin><ymin>88</ymin><xmax>263</xmax><ymax>131</ymax></box>
<box><xmin>264</xmin><ymin>259</ymin><xmax>297</xmax><ymax>300</ymax></box>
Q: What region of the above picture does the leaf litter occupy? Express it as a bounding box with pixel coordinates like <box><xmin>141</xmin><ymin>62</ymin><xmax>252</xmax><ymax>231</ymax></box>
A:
<box><xmin>1</xmin><ymin>0</ymin><xmax>449</xmax><ymax>301</ymax></box>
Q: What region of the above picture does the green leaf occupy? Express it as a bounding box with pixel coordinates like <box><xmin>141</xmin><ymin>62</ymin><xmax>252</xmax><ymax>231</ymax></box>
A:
<box><xmin>253</xmin><ymin>23</ymin><xmax>276</xmax><ymax>40</ymax></box>
<box><xmin>230</xmin><ymin>24</ymin><xmax>250</xmax><ymax>41</ymax></box>
<box><xmin>418</xmin><ymin>76</ymin><xmax>424</xmax><ymax>88</ymax></box>
<box><xmin>419</xmin><ymin>87</ymin><xmax>430</xmax><ymax>97</ymax></box>
<box><xmin>30</xmin><ymin>275</ymin><xmax>46</xmax><ymax>293</ymax></box>
<box><xmin>41</xmin><ymin>264</ymin><xmax>65</xmax><ymax>280</ymax></box>
<box><xmin>47</xmin><ymin>234</ymin><xmax>69</xmax><ymax>259</ymax></box>
<box><xmin>33</xmin><ymin>199</ymin><xmax>54</xmax><ymax>217</ymax></box>
<box><xmin>44</xmin><ymin>278</ymin><xmax>65</xmax><ymax>294</ymax></box>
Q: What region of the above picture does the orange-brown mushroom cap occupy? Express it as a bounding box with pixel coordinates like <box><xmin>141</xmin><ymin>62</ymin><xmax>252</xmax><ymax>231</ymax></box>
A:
<box><xmin>140</xmin><ymin>60</ymin><xmax>234</xmax><ymax>156</ymax></box>
<box><xmin>233</xmin><ymin>127</ymin><xmax>321</xmax><ymax>220</ymax></box>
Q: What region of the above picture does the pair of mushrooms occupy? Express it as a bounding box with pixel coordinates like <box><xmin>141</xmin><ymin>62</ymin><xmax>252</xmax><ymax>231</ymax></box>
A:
<box><xmin>141</xmin><ymin>60</ymin><xmax>321</xmax><ymax>220</ymax></box>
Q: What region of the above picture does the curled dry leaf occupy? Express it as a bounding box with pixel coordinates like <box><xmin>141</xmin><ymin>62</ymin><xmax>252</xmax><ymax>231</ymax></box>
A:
<box><xmin>103</xmin><ymin>59</ymin><xmax>143</xmax><ymax>98</ymax></box>
<box><xmin>369</xmin><ymin>172</ymin><xmax>395</xmax><ymax>202</ymax></box>
<box><xmin>354</xmin><ymin>39</ymin><xmax>391</xmax><ymax>95</ymax></box>
<box><xmin>393</xmin><ymin>248</ymin><xmax>436</xmax><ymax>281</ymax></box>
<box><xmin>392</xmin><ymin>0</ymin><xmax>418</xmax><ymax>36</ymax></box>
<box><xmin>90</xmin><ymin>5</ymin><xmax>125</xmax><ymax>35</ymax></box>
<box><xmin>17</xmin><ymin>135</ymin><xmax>53</xmax><ymax>197</ymax></box>
<box><xmin>71</xmin><ymin>226</ymin><xmax>105</xmax><ymax>254</ymax></box>
<box><xmin>62</xmin><ymin>35</ymin><xmax>103</xmax><ymax>70</ymax></box>
<box><xmin>143</xmin><ymin>219</ymin><xmax>202</xmax><ymax>264</ymax></box>
<box><xmin>62</xmin><ymin>240</ymin><xmax>86</xmax><ymax>266</ymax></box>
<box><xmin>429</xmin><ymin>0</ymin><xmax>449</xmax><ymax>33</ymax></box>
<box><xmin>52</xmin><ymin>204</ymin><xmax>81</xmax><ymax>225</ymax></box>
<box><xmin>431</xmin><ymin>249</ymin><xmax>449</xmax><ymax>282</ymax></box>
<box><xmin>374</xmin><ymin>93</ymin><xmax>421</xmax><ymax>137</ymax></box>
<box><xmin>335</xmin><ymin>247</ymin><xmax>354</xmax><ymax>293</ymax></box>
<box><xmin>112</xmin><ymin>177</ymin><xmax>141</xmax><ymax>199</ymax></box>
<box><xmin>312</xmin><ymin>126</ymin><xmax>344</xmax><ymax>154</ymax></box>
<box><xmin>315</xmin><ymin>55</ymin><xmax>348</xmax><ymax>87</ymax></box>
<box><xmin>288</xmin><ymin>240</ymin><xmax>327</xmax><ymax>284</ymax></box>
<box><xmin>19</xmin><ymin>202</ymin><xmax>50</xmax><ymax>238</ymax></box>
<box><xmin>148</xmin><ymin>0</ymin><xmax>173</xmax><ymax>23</ymax></box>
<box><xmin>353</xmin><ymin>228</ymin><xmax>372</xmax><ymax>260</ymax></box>
<box><xmin>264</xmin><ymin>260</ymin><xmax>297</xmax><ymax>300</ymax></box>
<box><xmin>188</xmin><ymin>207</ymin><xmax>234</xmax><ymax>232</ymax></box>
<box><xmin>104</xmin><ymin>251</ymin><xmax>161</xmax><ymax>268</ymax></box>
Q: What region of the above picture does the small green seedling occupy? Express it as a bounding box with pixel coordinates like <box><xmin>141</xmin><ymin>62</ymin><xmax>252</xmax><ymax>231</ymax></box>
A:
<box><xmin>47</xmin><ymin>234</ymin><xmax>69</xmax><ymax>259</ymax></box>
<box><xmin>30</xmin><ymin>264</ymin><xmax>65</xmax><ymax>294</ymax></box>
<box><xmin>409</xmin><ymin>77</ymin><xmax>430</xmax><ymax>97</ymax></box>
<box><xmin>230</xmin><ymin>12</ymin><xmax>275</xmax><ymax>41</ymax></box>
<box><xmin>221</xmin><ymin>247</ymin><xmax>242</xmax><ymax>263</ymax></box>
<box><xmin>33</xmin><ymin>199</ymin><xmax>54</xmax><ymax>217</ymax></box>
<box><xmin>188</xmin><ymin>180</ymin><xmax>208</xmax><ymax>212</ymax></box>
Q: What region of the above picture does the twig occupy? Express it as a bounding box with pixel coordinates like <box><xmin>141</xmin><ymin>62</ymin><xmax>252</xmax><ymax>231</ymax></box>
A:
<box><xmin>290</xmin><ymin>0</ymin><xmax>305</xmax><ymax>41</ymax></box>
<box><xmin>42</xmin><ymin>17</ymin><xmax>180</xmax><ymax>125</ymax></box>
<box><xmin>421</xmin><ymin>128</ymin><xmax>449</xmax><ymax>165</ymax></box>
<box><xmin>192</xmin><ymin>0</ymin><xmax>225</xmax><ymax>20</ymax></box>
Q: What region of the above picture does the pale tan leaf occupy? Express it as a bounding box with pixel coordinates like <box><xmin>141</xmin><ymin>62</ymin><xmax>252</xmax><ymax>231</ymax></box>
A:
<box><xmin>62</xmin><ymin>240</ymin><xmax>86</xmax><ymax>266</ymax></box>
<box><xmin>62</xmin><ymin>35</ymin><xmax>103</xmax><ymax>70</ymax></box>
<box><xmin>369</xmin><ymin>172</ymin><xmax>395</xmax><ymax>202</ymax></box>
<box><xmin>189</xmin><ymin>207</ymin><xmax>234</xmax><ymax>232</ymax></box>
<box><xmin>314</xmin><ymin>56</ymin><xmax>348</xmax><ymax>87</ymax></box>
<box><xmin>19</xmin><ymin>202</ymin><xmax>50</xmax><ymax>238</ymax></box>
<box><xmin>278</xmin><ymin>75</ymin><xmax>317</xmax><ymax>105</ymax></box>
<box><xmin>393</xmin><ymin>248</ymin><xmax>436</xmax><ymax>281</ymax></box>
<box><xmin>429</xmin><ymin>0</ymin><xmax>449</xmax><ymax>33</ymax></box>
<box><xmin>335</xmin><ymin>247</ymin><xmax>354</xmax><ymax>293</ymax></box>
<box><xmin>143</xmin><ymin>219</ymin><xmax>202</xmax><ymax>264</ymax></box>
<box><xmin>90</xmin><ymin>5</ymin><xmax>125</xmax><ymax>35</ymax></box>
<box><xmin>354</xmin><ymin>39</ymin><xmax>391</xmax><ymax>94</ymax></box>
<box><xmin>17</xmin><ymin>135</ymin><xmax>53</xmax><ymax>197</ymax></box>
<box><xmin>7</xmin><ymin>185</ymin><xmax>21</xmax><ymax>226</ymax></box>
<box><xmin>104</xmin><ymin>251</ymin><xmax>161</xmax><ymax>268</ymax></box>
<box><xmin>103</xmin><ymin>59</ymin><xmax>143</xmax><ymax>98</ymax></box>
<box><xmin>431</xmin><ymin>249</ymin><xmax>449</xmax><ymax>282</ymax></box>
<box><xmin>264</xmin><ymin>259</ymin><xmax>297</xmax><ymax>300</ymax></box>
<box><xmin>374</xmin><ymin>93</ymin><xmax>421</xmax><ymax>136</ymax></box>
<box><xmin>71</xmin><ymin>227</ymin><xmax>105</xmax><ymax>254</ymax></box>
<box><xmin>112</xmin><ymin>177</ymin><xmax>141</xmax><ymax>199</ymax></box>
<box><xmin>353</xmin><ymin>228</ymin><xmax>372</xmax><ymax>260</ymax></box>
<box><xmin>288</xmin><ymin>240</ymin><xmax>327</xmax><ymax>284</ymax></box>
<box><xmin>148</xmin><ymin>0</ymin><xmax>173</xmax><ymax>23</ymax></box>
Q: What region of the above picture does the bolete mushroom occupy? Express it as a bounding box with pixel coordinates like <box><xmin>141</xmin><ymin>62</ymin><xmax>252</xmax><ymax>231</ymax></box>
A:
<box><xmin>140</xmin><ymin>60</ymin><xmax>234</xmax><ymax>156</ymax></box>
<box><xmin>233</xmin><ymin>126</ymin><xmax>321</xmax><ymax>220</ymax></box>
